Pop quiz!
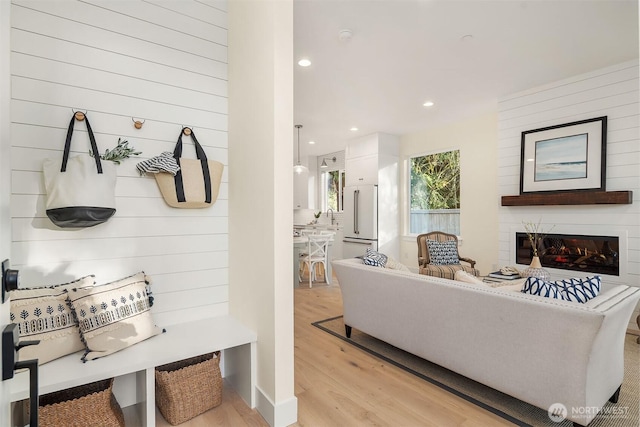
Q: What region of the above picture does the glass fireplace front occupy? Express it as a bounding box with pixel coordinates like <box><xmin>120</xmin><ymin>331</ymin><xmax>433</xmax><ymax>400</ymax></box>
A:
<box><xmin>516</xmin><ymin>233</ymin><xmax>619</xmax><ymax>276</ymax></box>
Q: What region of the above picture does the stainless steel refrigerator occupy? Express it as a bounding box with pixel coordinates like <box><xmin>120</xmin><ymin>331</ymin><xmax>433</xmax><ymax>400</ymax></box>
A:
<box><xmin>343</xmin><ymin>185</ymin><xmax>378</xmax><ymax>258</ymax></box>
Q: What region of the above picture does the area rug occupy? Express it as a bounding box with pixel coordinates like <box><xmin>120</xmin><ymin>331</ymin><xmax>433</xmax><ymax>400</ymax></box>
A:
<box><xmin>313</xmin><ymin>316</ymin><xmax>639</xmax><ymax>427</ymax></box>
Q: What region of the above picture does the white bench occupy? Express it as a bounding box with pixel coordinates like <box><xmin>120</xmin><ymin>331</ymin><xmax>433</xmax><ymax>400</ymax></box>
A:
<box><xmin>10</xmin><ymin>315</ymin><xmax>257</xmax><ymax>426</ymax></box>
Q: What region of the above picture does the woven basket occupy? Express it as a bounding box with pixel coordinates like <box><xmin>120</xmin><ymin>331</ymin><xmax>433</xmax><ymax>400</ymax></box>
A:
<box><xmin>33</xmin><ymin>378</ymin><xmax>124</xmax><ymax>427</ymax></box>
<box><xmin>155</xmin><ymin>351</ymin><xmax>222</xmax><ymax>425</ymax></box>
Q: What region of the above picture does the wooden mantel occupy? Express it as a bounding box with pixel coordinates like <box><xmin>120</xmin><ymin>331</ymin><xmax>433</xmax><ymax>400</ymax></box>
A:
<box><xmin>501</xmin><ymin>190</ymin><xmax>633</xmax><ymax>206</ymax></box>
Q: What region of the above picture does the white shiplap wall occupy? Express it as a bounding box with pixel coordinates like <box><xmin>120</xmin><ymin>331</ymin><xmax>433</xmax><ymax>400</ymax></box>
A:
<box><xmin>497</xmin><ymin>61</ymin><xmax>640</xmax><ymax>292</ymax></box>
<box><xmin>10</xmin><ymin>0</ymin><xmax>229</xmax><ymax>326</ymax></box>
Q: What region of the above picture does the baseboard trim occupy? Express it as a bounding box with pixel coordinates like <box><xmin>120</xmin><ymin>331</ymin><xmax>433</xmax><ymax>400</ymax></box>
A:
<box><xmin>256</xmin><ymin>385</ymin><xmax>298</xmax><ymax>427</ymax></box>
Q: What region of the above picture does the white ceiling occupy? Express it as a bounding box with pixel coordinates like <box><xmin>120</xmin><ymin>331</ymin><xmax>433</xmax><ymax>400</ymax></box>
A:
<box><xmin>293</xmin><ymin>0</ymin><xmax>639</xmax><ymax>157</ymax></box>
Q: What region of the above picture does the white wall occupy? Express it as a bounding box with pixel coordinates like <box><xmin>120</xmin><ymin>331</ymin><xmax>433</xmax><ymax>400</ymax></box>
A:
<box><xmin>9</xmin><ymin>0</ymin><xmax>229</xmax><ymax>326</ymax></box>
<box><xmin>399</xmin><ymin>111</ymin><xmax>499</xmax><ymax>274</ymax></box>
<box><xmin>228</xmin><ymin>0</ymin><xmax>297</xmax><ymax>426</ymax></box>
<box><xmin>497</xmin><ymin>60</ymin><xmax>639</xmax><ymax>328</ymax></box>
<box><xmin>497</xmin><ymin>60</ymin><xmax>639</xmax><ymax>283</ymax></box>
<box><xmin>0</xmin><ymin>1</ymin><xmax>12</xmax><ymax>424</ymax></box>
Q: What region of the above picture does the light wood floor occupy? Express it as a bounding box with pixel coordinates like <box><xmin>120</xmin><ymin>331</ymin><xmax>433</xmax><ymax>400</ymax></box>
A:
<box><xmin>162</xmin><ymin>280</ymin><xmax>514</xmax><ymax>426</ymax></box>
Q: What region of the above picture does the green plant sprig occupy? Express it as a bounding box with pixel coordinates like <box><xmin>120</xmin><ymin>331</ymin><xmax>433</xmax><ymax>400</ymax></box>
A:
<box><xmin>90</xmin><ymin>138</ymin><xmax>142</xmax><ymax>164</ymax></box>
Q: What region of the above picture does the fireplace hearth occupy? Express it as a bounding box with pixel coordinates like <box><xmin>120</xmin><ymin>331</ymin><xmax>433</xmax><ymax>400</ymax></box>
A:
<box><xmin>516</xmin><ymin>233</ymin><xmax>619</xmax><ymax>276</ymax></box>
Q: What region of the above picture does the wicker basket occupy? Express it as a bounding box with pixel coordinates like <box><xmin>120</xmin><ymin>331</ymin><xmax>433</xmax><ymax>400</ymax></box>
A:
<box><xmin>155</xmin><ymin>351</ymin><xmax>222</xmax><ymax>425</ymax></box>
<box><xmin>33</xmin><ymin>378</ymin><xmax>124</xmax><ymax>427</ymax></box>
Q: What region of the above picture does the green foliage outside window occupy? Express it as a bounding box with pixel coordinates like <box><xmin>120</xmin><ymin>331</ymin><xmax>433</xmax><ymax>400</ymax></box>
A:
<box><xmin>411</xmin><ymin>150</ymin><xmax>460</xmax><ymax>210</ymax></box>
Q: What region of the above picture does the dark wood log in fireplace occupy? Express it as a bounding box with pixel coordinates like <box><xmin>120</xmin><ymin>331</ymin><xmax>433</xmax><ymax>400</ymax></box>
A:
<box><xmin>516</xmin><ymin>233</ymin><xmax>619</xmax><ymax>276</ymax></box>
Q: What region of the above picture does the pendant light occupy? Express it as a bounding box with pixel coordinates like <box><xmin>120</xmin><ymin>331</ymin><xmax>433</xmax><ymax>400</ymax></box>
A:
<box><xmin>294</xmin><ymin>124</ymin><xmax>308</xmax><ymax>174</ymax></box>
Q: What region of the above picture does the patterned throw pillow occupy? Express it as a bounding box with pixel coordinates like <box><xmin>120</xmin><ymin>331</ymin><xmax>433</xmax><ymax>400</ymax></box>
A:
<box><xmin>521</xmin><ymin>276</ymin><xmax>601</xmax><ymax>303</ymax></box>
<box><xmin>521</xmin><ymin>277</ymin><xmax>563</xmax><ymax>300</ymax></box>
<box><xmin>9</xmin><ymin>275</ymin><xmax>95</xmax><ymax>364</ymax></box>
<box><xmin>557</xmin><ymin>276</ymin><xmax>601</xmax><ymax>303</ymax></box>
<box><xmin>426</xmin><ymin>239</ymin><xmax>460</xmax><ymax>265</ymax></box>
<box><xmin>362</xmin><ymin>248</ymin><xmax>388</xmax><ymax>267</ymax></box>
<box><xmin>67</xmin><ymin>272</ymin><xmax>162</xmax><ymax>361</ymax></box>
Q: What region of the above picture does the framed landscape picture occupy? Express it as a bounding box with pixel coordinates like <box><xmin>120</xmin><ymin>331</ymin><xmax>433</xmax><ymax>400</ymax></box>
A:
<box><xmin>520</xmin><ymin>116</ymin><xmax>607</xmax><ymax>194</ymax></box>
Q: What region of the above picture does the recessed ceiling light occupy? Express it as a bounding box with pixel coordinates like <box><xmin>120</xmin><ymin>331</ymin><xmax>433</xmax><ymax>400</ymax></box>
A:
<box><xmin>423</xmin><ymin>101</ymin><xmax>435</xmax><ymax>107</ymax></box>
<box><xmin>350</xmin><ymin>127</ymin><xmax>358</xmax><ymax>132</ymax></box>
<box><xmin>308</xmin><ymin>140</ymin><xmax>315</xmax><ymax>145</ymax></box>
<box><xmin>298</xmin><ymin>58</ymin><xmax>311</xmax><ymax>67</ymax></box>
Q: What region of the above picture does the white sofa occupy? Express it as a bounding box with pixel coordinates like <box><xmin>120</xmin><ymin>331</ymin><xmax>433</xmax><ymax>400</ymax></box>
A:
<box><xmin>332</xmin><ymin>258</ymin><xmax>640</xmax><ymax>426</ymax></box>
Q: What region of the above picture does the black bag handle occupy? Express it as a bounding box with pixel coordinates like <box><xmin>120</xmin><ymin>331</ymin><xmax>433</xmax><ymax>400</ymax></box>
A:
<box><xmin>61</xmin><ymin>113</ymin><xmax>103</xmax><ymax>174</ymax></box>
<box><xmin>173</xmin><ymin>127</ymin><xmax>212</xmax><ymax>204</ymax></box>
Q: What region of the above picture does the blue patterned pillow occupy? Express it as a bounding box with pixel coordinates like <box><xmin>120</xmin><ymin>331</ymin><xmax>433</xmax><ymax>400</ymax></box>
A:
<box><xmin>521</xmin><ymin>276</ymin><xmax>601</xmax><ymax>303</ymax></box>
<box><xmin>362</xmin><ymin>248</ymin><xmax>388</xmax><ymax>267</ymax></box>
<box><xmin>558</xmin><ymin>276</ymin><xmax>601</xmax><ymax>303</ymax></box>
<box><xmin>426</xmin><ymin>239</ymin><xmax>460</xmax><ymax>265</ymax></box>
<box><xmin>521</xmin><ymin>277</ymin><xmax>563</xmax><ymax>300</ymax></box>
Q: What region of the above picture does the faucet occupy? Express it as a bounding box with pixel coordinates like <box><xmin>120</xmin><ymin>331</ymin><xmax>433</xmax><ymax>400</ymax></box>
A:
<box><xmin>326</xmin><ymin>208</ymin><xmax>335</xmax><ymax>225</ymax></box>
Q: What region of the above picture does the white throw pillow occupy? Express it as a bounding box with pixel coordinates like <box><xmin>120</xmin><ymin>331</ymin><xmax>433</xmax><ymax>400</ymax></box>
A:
<box><xmin>9</xmin><ymin>275</ymin><xmax>95</xmax><ymax>364</ymax></box>
<box><xmin>385</xmin><ymin>256</ymin><xmax>411</xmax><ymax>272</ymax></box>
<box><xmin>454</xmin><ymin>270</ymin><xmax>484</xmax><ymax>285</ymax></box>
<box><xmin>67</xmin><ymin>272</ymin><xmax>162</xmax><ymax>361</ymax></box>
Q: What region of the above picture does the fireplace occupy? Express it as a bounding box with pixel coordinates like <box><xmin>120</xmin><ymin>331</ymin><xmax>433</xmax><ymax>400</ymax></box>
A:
<box><xmin>516</xmin><ymin>233</ymin><xmax>619</xmax><ymax>276</ymax></box>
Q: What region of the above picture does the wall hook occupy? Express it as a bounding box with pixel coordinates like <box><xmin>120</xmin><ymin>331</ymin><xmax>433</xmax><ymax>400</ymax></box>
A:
<box><xmin>132</xmin><ymin>117</ymin><xmax>145</xmax><ymax>129</ymax></box>
<box><xmin>182</xmin><ymin>126</ymin><xmax>192</xmax><ymax>136</ymax></box>
<box><xmin>73</xmin><ymin>109</ymin><xmax>87</xmax><ymax>121</ymax></box>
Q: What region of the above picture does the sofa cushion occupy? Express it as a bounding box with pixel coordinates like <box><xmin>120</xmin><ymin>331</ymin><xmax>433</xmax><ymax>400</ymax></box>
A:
<box><xmin>67</xmin><ymin>272</ymin><xmax>162</xmax><ymax>361</ymax></box>
<box><xmin>420</xmin><ymin>264</ymin><xmax>479</xmax><ymax>280</ymax></box>
<box><xmin>558</xmin><ymin>276</ymin><xmax>601</xmax><ymax>303</ymax></box>
<box><xmin>9</xmin><ymin>275</ymin><xmax>95</xmax><ymax>364</ymax></box>
<box><xmin>521</xmin><ymin>277</ymin><xmax>563</xmax><ymax>300</ymax></box>
<box><xmin>426</xmin><ymin>239</ymin><xmax>460</xmax><ymax>265</ymax></box>
<box><xmin>363</xmin><ymin>248</ymin><xmax>388</xmax><ymax>267</ymax></box>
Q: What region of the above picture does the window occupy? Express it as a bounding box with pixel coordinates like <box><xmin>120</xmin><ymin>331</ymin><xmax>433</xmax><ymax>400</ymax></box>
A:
<box><xmin>409</xmin><ymin>150</ymin><xmax>460</xmax><ymax>235</ymax></box>
<box><xmin>321</xmin><ymin>169</ymin><xmax>345</xmax><ymax>212</ymax></box>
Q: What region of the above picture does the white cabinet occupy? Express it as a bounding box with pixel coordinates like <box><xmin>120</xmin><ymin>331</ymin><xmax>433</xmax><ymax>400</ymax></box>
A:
<box><xmin>345</xmin><ymin>154</ymin><xmax>378</xmax><ymax>186</ymax></box>
<box><xmin>344</xmin><ymin>133</ymin><xmax>400</xmax><ymax>259</ymax></box>
<box><xmin>293</xmin><ymin>170</ymin><xmax>308</xmax><ymax>209</ymax></box>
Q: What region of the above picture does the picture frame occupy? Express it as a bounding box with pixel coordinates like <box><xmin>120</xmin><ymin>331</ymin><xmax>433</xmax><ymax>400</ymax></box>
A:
<box><xmin>520</xmin><ymin>116</ymin><xmax>607</xmax><ymax>194</ymax></box>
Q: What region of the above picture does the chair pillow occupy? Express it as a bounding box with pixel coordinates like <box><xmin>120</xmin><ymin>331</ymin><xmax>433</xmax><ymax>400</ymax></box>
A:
<box><xmin>363</xmin><ymin>248</ymin><xmax>388</xmax><ymax>267</ymax></box>
<box><xmin>9</xmin><ymin>275</ymin><xmax>95</xmax><ymax>364</ymax></box>
<box><xmin>426</xmin><ymin>239</ymin><xmax>460</xmax><ymax>265</ymax></box>
<box><xmin>67</xmin><ymin>272</ymin><xmax>162</xmax><ymax>361</ymax></box>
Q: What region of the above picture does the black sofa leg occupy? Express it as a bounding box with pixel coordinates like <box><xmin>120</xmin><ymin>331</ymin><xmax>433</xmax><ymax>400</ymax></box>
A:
<box><xmin>345</xmin><ymin>325</ymin><xmax>352</xmax><ymax>338</ymax></box>
<box><xmin>609</xmin><ymin>385</ymin><xmax>621</xmax><ymax>403</ymax></box>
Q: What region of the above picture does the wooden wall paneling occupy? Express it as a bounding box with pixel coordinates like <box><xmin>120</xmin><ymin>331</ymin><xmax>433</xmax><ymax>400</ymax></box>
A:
<box><xmin>151</xmin><ymin>268</ymin><xmax>229</xmax><ymax>294</ymax></box>
<box><xmin>10</xmin><ymin>0</ymin><xmax>230</xmax><ymax>329</ymax></box>
<box><xmin>10</xmin><ymin>5</ymin><xmax>225</xmax><ymax>77</ymax></box>
<box><xmin>12</xmin><ymin>1</ymin><xmax>227</xmax><ymax>62</ymax></box>
<box><xmin>152</xmin><ymin>303</ymin><xmax>228</xmax><ymax>327</ymax></box>
<box><xmin>14</xmin><ymin>251</ymin><xmax>228</xmax><ymax>285</ymax></box>
<box><xmin>81</xmin><ymin>0</ymin><xmax>228</xmax><ymax>46</ymax></box>
<box><xmin>12</xmin><ymin>54</ymin><xmax>226</xmax><ymax>113</ymax></box>
<box><xmin>145</xmin><ymin>0</ymin><xmax>228</xmax><ymax>27</ymax></box>
<box><xmin>12</xmin><ymin>216</ymin><xmax>228</xmax><ymax>241</ymax></box>
<box><xmin>498</xmin><ymin>62</ymin><xmax>639</xmax><ymax>112</ymax></box>
<box><xmin>497</xmin><ymin>60</ymin><xmax>639</xmax><ymax>287</ymax></box>
<box><xmin>12</xmin><ymin>234</ymin><xmax>228</xmax><ymax>265</ymax></box>
<box><xmin>12</xmin><ymin>77</ymin><xmax>228</xmax><ymax>130</ymax></box>
<box><xmin>10</xmin><ymin>29</ymin><xmax>227</xmax><ymax>96</ymax></box>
